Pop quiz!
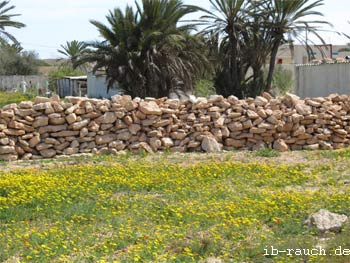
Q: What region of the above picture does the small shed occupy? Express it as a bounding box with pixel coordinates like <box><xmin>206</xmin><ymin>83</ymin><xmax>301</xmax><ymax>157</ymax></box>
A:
<box><xmin>56</xmin><ymin>76</ymin><xmax>87</xmax><ymax>98</ymax></box>
<box><xmin>87</xmin><ymin>72</ymin><xmax>122</xmax><ymax>99</ymax></box>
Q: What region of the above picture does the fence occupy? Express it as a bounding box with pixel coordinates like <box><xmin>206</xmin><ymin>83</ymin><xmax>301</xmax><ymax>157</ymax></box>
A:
<box><xmin>295</xmin><ymin>63</ymin><xmax>350</xmax><ymax>98</ymax></box>
<box><xmin>87</xmin><ymin>73</ymin><xmax>121</xmax><ymax>99</ymax></box>
<box><xmin>56</xmin><ymin>76</ymin><xmax>87</xmax><ymax>98</ymax></box>
<box><xmin>0</xmin><ymin>75</ymin><xmax>48</xmax><ymax>93</ymax></box>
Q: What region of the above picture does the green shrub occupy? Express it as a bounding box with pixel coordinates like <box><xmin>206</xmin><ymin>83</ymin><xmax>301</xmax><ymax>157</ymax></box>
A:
<box><xmin>0</xmin><ymin>45</ymin><xmax>40</xmax><ymax>75</ymax></box>
<box><xmin>194</xmin><ymin>79</ymin><xmax>216</xmax><ymax>97</ymax></box>
<box><xmin>253</xmin><ymin>148</ymin><xmax>281</xmax><ymax>158</ymax></box>
<box><xmin>48</xmin><ymin>66</ymin><xmax>84</xmax><ymax>93</ymax></box>
<box><xmin>272</xmin><ymin>65</ymin><xmax>294</xmax><ymax>95</ymax></box>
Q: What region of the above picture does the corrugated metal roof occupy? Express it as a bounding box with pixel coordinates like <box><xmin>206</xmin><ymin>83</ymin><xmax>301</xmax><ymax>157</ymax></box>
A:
<box><xmin>63</xmin><ymin>76</ymin><xmax>87</xmax><ymax>80</ymax></box>
<box><xmin>296</xmin><ymin>61</ymin><xmax>350</xmax><ymax>67</ymax></box>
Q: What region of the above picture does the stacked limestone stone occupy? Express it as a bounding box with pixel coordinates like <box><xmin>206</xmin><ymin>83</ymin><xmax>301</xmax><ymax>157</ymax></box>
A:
<box><xmin>1</xmin><ymin>92</ymin><xmax>350</xmax><ymax>161</ymax></box>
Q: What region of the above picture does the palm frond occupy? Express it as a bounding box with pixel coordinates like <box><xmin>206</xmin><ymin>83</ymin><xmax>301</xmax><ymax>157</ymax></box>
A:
<box><xmin>0</xmin><ymin>1</ymin><xmax>25</xmax><ymax>44</ymax></box>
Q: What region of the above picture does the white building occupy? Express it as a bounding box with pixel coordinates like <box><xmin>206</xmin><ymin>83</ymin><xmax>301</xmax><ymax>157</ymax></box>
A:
<box><xmin>277</xmin><ymin>44</ymin><xmax>350</xmax><ymax>65</ymax></box>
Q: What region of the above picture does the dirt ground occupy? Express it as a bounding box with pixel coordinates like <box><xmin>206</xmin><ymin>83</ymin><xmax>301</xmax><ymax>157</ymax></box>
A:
<box><xmin>0</xmin><ymin>149</ymin><xmax>338</xmax><ymax>173</ymax></box>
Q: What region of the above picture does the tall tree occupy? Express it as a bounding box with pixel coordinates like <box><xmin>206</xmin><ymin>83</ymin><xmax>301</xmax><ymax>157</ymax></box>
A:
<box><xmin>0</xmin><ymin>0</ymin><xmax>25</xmax><ymax>45</ymax></box>
<box><xmin>200</xmin><ymin>0</ymin><xmax>250</xmax><ymax>98</ymax></box>
<box><xmin>0</xmin><ymin>44</ymin><xmax>40</xmax><ymax>75</ymax></box>
<box><xmin>58</xmin><ymin>40</ymin><xmax>89</xmax><ymax>69</ymax></box>
<box><xmin>264</xmin><ymin>0</ymin><xmax>328</xmax><ymax>92</ymax></box>
<box><xmin>78</xmin><ymin>0</ymin><xmax>210</xmax><ymax>98</ymax></box>
<box><xmin>200</xmin><ymin>0</ymin><xmax>328</xmax><ymax>98</ymax></box>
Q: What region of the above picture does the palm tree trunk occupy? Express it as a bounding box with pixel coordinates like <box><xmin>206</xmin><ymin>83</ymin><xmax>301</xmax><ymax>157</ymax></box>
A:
<box><xmin>252</xmin><ymin>65</ymin><xmax>263</xmax><ymax>96</ymax></box>
<box><xmin>229</xmin><ymin>34</ymin><xmax>242</xmax><ymax>98</ymax></box>
<box><xmin>265</xmin><ymin>40</ymin><xmax>281</xmax><ymax>93</ymax></box>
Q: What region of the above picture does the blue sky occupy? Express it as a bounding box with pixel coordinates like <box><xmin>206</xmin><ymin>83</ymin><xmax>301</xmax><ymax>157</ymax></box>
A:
<box><xmin>7</xmin><ymin>0</ymin><xmax>350</xmax><ymax>59</ymax></box>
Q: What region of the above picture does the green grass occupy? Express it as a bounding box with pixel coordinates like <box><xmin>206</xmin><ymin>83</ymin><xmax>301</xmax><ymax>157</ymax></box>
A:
<box><xmin>1</xmin><ymin>152</ymin><xmax>350</xmax><ymax>262</ymax></box>
<box><xmin>0</xmin><ymin>91</ymin><xmax>35</xmax><ymax>108</ymax></box>
<box><xmin>317</xmin><ymin>148</ymin><xmax>350</xmax><ymax>159</ymax></box>
<box><xmin>253</xmin><ymin>148</ymin><xmax>281</xmax><ymax>158</ymax></box>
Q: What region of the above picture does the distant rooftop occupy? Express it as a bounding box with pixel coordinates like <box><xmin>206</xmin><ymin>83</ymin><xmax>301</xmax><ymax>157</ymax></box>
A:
<box><xmin>63</xmin><ymin>76</ymin><xmax>87</xmax><ymax>80</ymax></box>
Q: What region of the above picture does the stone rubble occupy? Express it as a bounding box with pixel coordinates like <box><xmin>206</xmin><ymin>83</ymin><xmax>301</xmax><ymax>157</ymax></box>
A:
<box><xmin>2</xmin><ymin>92</ymin><xmax>350</xmax><ymax>160</ymax></box>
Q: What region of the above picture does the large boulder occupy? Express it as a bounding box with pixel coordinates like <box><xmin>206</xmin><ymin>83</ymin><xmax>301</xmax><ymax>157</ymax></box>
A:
<box><xmin>225</xmin><ymin>138</ymin><xmax>245</xmax><ymax>148</ymax></box>
<box><xmin>161</xmin><ymin>138</ymin><xmax>174</xmax><ymax>148</ymax></box>
<box><xmin>255</xmin><ymin>96</ymin><xmax>268</xmax><ymax>106</ymax></box>
<box><xmin>129</xmin><ymin>124</ymin><xmax>141</xmax><ymax>135</ymax></box>
<box><xmin>66</xmin><ymin>113</ymin><xmax>77</xmax><ymax>124</ymax></box>
<box><xmin>0</xmin><ymin>154</ymin><xmax>18</xmax><ymax>161</ymax></box>
<box><xmin>0</xmin><ymin>146</ymin><xmax>16</xmax><ymax>154</ymax></box>
<box><xmin>40</xmin><ymin>149</ymin><xmax>57</xmax><ymax>158</ymax></box>
<box><xmin>139</xmin><ymin>101</ymin><xmax>162</xmax><ymax>115</ymax></box>
<box><xmin>72</xmin><ymin>119</ymin><xmax>90</xmax><ymax>130</ymax></box>
<box><xmin>201</xmin><ymin>136</ymin><xmax>222</xmax><ymax>153</ymax></box>
<box><xmin>95</xmin><ymin>134</ymin><xmax>118</xmax><ymax>145</ymax></box>
<box><xmin>19</xmin><ymin>101</ymin><xmax>33</xmax><ymax>109</ymax></box>
<box><xmin>97</xmin><ymin>112</ymin><xmax>117</xmax><ymax>124</ymax></box>
<box><xmin>273</xmin><ymin>139</ymin><xmax>288</xmax><ymax>152</ymax></box>
<box><xmin>305</xmin><ymin>209</ymin><xmax>348</xmax><ymax>232</ymax></box>
<box><xmin>32</xmin><ymin>116</ymin><xmax>49</xmax><ymax>128</ymax></box>
<box><xmin>295</xmin><ymin>103</ymin><xmax>312</xmax><ymax>115</ymax></box>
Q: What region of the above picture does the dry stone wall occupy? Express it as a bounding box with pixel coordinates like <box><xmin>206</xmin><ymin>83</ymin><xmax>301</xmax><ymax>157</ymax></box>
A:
<box><xmin>1</xmin><ymin>92</ymin><xmax>350</xmax><ymax>161</ymax></box>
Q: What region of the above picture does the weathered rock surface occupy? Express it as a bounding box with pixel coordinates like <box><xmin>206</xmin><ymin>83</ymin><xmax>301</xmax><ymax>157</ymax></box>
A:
<box><xmin>72</xmin><ymin>119</ymin><xmax>89</xmax><ymax>130</ymax></box>
<box><xmin>0</xmin><ymin>146</ymin><xmax>16</xmax><ymax>154</ymax></box>
<box><xmin>201</xmin><ymin>136</ymin><xmax>222</xmax><ymax>153</ymax></box>
<box><xmin>96</xmin><ymin>134</ymin><xmax>118</xmax><ymax>145</ymax></box>
<box><xmin>273</xmin><ymin>139</ymin><xmax>289</xmax><ymax>152</ymax></box>
<box><xmin>161</xmin><ymin>137</ymin><xmax>174</xmax><ymax>148</ymax></box>
<box><xmin>66</xmin><ymin>113</ymin><xmax>77</xmax><ymax>124</ymax></box>
<box><xmin>305</xmin><ymin>209</ymin><xmax>348</xmax><ymax>232</ymax></box>
<box><xmin>40</xmin><ymin>149</ymin><xmax>57</xmax><ymax>158</ymax></box>
<box><xmin>139</xmin><ymin>101</ymin><xmax>162</xmax><ymax>115</ymax></box>
<box><xmin>97</xmin><ymin>112</ymin><xmax>117</xmax><ymax>124</ymax></box>
<box><xmin>1</xmin><ymin>92</ymin><xmax>350</xmax><ymax>160</ymax></box>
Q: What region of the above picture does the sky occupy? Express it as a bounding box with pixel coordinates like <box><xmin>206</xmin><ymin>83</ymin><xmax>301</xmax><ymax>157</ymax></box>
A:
<box><xmin>6</xmin><ymin>0</ymin><xmax>350</xmax><ymax>59</ymax></box>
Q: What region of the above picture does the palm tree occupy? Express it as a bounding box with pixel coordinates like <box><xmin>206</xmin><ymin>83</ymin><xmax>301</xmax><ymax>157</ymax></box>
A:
<box><xmin>0</xmin><ymin>0</ymin><xmax>25</xmax><ymax>45</ymax></box>
<box><xmin>200</xmin><ymin>0</ymin><xmax>328</xmax><ymax>98</ymax></box>
<box><xmin>58</xmin><ymin>40</ymin><xmax>89</xmax><ymax>69</ymax></box>
<box><xmin>78</xmin><ymin>0</ymin><xmax>210</xmax><ymax>98</ymax></box>
<box><xmin>199</xmin><ymin>0</ymin><xmax>250</xmax><ymax>98</ymax></box>
<box><xmin>264</xmin><ymin>0</ymin><xmax>328</xmax><ymax>92</ymax></box>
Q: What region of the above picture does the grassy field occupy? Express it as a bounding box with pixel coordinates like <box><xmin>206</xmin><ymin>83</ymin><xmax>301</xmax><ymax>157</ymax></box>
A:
<box><xmin>1</xmin><ymin>150</ymin><xmax>350</xmax><ymax>263</ymax></box>
<box><xmin>0</xmin><ymin>91</ymin><xmax>35</xmax><ymax>108</ymax></box>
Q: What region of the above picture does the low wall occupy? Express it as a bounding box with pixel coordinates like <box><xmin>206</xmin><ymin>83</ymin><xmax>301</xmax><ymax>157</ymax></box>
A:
<box><xmin>295</xmin><ymin>63</ymin><xmax>350</xmax><ymax>98</ymax></box>
<box><xmin>0</xmin><ymin>92</ymin><xmax>350</xmax><ymax>161</ymax></box>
